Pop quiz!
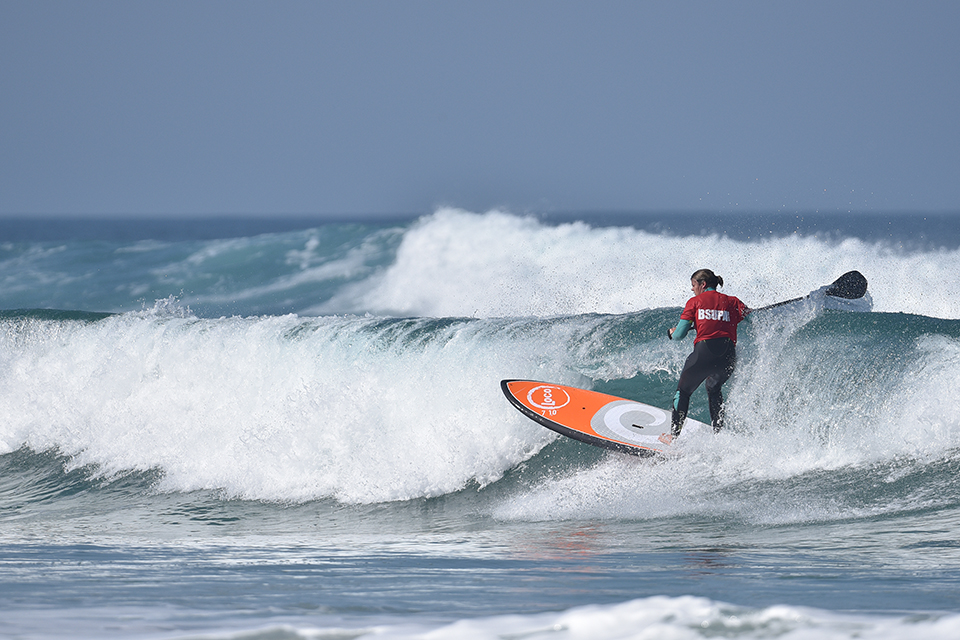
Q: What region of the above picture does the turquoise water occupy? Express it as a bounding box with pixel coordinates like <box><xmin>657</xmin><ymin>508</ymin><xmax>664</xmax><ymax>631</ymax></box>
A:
<box><xmin>2</xmin><ymin>209</ymin><xmax>960</xmax><ymax>639</ymax></box>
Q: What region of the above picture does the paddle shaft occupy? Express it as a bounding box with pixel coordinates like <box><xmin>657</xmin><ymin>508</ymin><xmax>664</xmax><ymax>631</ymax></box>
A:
<box><xmin>754</xmin><ymin>296</ymin><xmax>804</xmax><ymax>312</ymax></box>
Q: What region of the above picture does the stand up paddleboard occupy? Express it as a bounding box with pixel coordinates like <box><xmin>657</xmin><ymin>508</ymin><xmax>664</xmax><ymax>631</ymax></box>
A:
<box><xmin>501</xmin><ymin>380</ymin><xmax>708</xmax><ymax>456</ymax></box>
<box><xmin>501</xmin><ymin>273</ymin><xmax>870</xmax><ymax>456</ymax></box>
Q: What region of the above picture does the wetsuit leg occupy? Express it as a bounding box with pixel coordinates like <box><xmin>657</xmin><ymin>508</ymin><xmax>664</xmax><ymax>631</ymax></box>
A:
<box><xmin>706</xmin><ymin>386</ymin><xmax>724</xmax><ymax>433</ymax></box>
<box><xmin>672</xmin><ymin>338</ymin><xmax>736</xmax><ymax>436</ymax></box>
<box><xmin>671</xmin><ymin>347</ymin><xmax>708</xmax><ymax>436</ymax></box>
<box><xmin>671</xmin><ymin>390</ymin><xmax>690</xmax><ymax>437</ymax></box>
<box><xmin>704</xmin><ymin>340</ymin><xmax>736</xmax><ymax>432</ymax></box>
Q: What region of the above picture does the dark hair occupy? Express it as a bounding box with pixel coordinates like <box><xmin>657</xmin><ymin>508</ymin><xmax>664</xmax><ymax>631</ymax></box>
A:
<box><xmin>691</xmin><ymin>268</ymin><xmax>723</xmax><ymax>289</ymax></box>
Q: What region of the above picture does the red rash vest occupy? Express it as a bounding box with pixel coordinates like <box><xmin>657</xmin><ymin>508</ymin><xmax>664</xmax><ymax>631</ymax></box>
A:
<box><xmin>680</xmin><ymin>289</ymin><xmax>748</xmax><ymax>344</ymax></box>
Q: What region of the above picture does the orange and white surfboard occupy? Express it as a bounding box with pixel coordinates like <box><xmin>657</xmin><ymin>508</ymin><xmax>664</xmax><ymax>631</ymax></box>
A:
<box><xmin>501</xmin><ymin>379</ymin><xmax>707</xmax><ymax>456</ymax></box>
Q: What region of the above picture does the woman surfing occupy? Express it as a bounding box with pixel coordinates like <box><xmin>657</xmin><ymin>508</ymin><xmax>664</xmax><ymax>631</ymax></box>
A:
<box><xmin>660</xmin><ymin>269</ymin><xmax>750</xmax><ymax>445</ymax></box>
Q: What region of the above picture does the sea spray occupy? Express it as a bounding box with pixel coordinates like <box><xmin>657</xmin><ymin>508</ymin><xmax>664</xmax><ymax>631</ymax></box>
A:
<box><xmin>314</xmin><ymin>209</ymin><xmax>960</xmax><ymax>318</ymax></box>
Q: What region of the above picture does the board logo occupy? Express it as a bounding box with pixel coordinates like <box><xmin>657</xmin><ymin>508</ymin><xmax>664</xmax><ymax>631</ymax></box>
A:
<box><xmin>526</xmin><ymin>385</ymin><xmax>571</xmax><ymax>412</ymax></box>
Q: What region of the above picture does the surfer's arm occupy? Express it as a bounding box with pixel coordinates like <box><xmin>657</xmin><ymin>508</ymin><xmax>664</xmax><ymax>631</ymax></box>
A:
<box><xmin>669</xmin><ymin>319</ymin><xmax>693</xmax><ymax>340</ymax></box>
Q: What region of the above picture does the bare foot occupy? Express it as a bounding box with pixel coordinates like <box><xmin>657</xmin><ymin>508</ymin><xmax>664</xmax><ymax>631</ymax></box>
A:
<box><xmin>658</xmin><ymin>433</ymin><xmax>674</xmax><ymax>445</ymax></box>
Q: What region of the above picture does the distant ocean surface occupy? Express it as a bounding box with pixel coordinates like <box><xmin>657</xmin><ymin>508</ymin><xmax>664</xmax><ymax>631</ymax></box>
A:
<box><xmin>2</xmin><ymin>209</ymin><xmax>960</xmax><ymax>639</ymax></box>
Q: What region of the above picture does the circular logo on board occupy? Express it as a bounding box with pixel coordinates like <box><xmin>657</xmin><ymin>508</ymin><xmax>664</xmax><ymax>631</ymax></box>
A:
<box><xmin>590</xmin><ymin>401</ymin><xmax>668</xmax><ymax>441</ymax></box>
<box><xmin>526</xmin><ymin>385</ymin><xmax>571</xmax><ymax>411</ymax></box>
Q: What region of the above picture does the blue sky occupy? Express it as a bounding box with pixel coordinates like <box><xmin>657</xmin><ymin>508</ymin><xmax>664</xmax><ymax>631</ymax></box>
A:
<box><xmin>2</xmin><ymin>1</ymin><xmax>958</xmax><ymax>216</ymax></box>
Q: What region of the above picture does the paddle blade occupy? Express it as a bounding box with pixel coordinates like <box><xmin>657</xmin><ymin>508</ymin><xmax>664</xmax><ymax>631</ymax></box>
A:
<box><xmin>824</xmin><ymin>271</ymin><xmax>868</xmax><ymax>299</ymax></box>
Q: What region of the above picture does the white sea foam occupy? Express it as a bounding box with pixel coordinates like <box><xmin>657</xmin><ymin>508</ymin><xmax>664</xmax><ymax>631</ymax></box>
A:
<box><xmin>152</xmin><ymin>596</ymin><xmax>960</xmax><ymax>640</ymax></box>
<box><xmin>376</xmin><ymin>598</ymin><xmax>960</xmax><ymax>640</ymax></box>
<box><xmin>0</xmin><ymin>309</ymin><xmax>574</xmax><ymax>503</ymax></box>
<box><xmin>315</xmin><ymin>208</ymin><xmax>960</xmax><ymax>319</ymax></box>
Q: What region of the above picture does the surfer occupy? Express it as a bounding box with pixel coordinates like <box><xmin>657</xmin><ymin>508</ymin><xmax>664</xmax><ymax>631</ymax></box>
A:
<box><xmin>659</xmin><ymin>269</ymin><xmax>750</xmax><ymax>444</ymax></box>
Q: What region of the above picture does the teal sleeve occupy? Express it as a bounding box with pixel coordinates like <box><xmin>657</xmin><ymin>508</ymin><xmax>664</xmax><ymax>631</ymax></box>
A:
<box><xmin>672</xmin><ymin>318</ymin><xmax>693</xmax><ymax>340</ymax></box>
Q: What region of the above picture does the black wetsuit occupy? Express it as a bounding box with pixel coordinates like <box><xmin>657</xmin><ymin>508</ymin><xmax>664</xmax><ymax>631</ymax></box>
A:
<box><xmin>672</xmin><ymin>338</ymin><xmax>736</xmax><ymax>435</ymax></box>
<box><xmin>670</xmin><ymin>287</ymin><xmax>747</xmax><ymax>435</ymax></box>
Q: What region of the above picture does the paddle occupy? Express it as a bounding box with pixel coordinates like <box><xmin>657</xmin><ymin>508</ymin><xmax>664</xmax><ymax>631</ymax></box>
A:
<box><xmin>754</xmin><ymin>270</ymin><xmax>868</xmax><ymax>312</ymax></box>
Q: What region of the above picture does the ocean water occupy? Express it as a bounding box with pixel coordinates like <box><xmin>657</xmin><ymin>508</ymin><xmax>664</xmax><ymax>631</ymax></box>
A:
<box><xmin>1</xmin><ymin>208</ymin><xmax>960</xmax><ymax>639</ymax></box>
